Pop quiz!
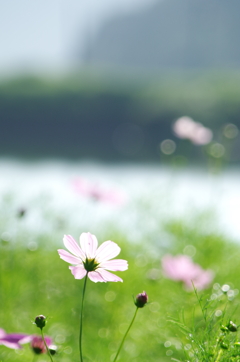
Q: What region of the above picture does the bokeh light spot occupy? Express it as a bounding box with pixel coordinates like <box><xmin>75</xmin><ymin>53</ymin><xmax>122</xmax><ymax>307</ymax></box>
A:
<box><xmin>215</xmin><ymin>310</ymin><xmax>223</xmax><ymax>317</ymax></box>
<box><xmin>223</xmin><ymin>123</ymin><xmax>239</xmax><ymax>139</ymax></box>
<box><xmin>123</xmin><ymin>341</ymin><xmax>138</xmax><ymax>356</ymax></box>
<box><xmin>27</xmin><ymin>241</ymin><xmax>38</xmax><ymax>251</ymax></box>
<box><xmin>135</xmin><ymin>254</ymin><xmax>148</xmax><ymax>267</ymax></box>
<box><xmin>105</xmin><ymin>291</ymin><xmax>116</xmax><ymax>302</ymax></box>
<box><xmin>98</xmin><ymin>328</ymin><xmax>109</xmax><ymax>338</ymax></box>
<box><xmin>164</xmin><ymin>341</ymin><xmax>171</xmax><ymax>348</ymax></box>
<box><xmin>160</xmin><ymin>139</ymin><xmax>176</xmax><ymax>155</ymax></box>
<box><xmin>227</xmin><ymin>289</ymin><xmax>235</xmax><ymax>300</ymax></box>
<box><xmin>64</xmin><ymin>347</ymin><xmax>72</xmax><ymax>354</ymax></box>
<box><xmin>213</xmin><ymin>283</ymin><xmax>221</xmax><ymax>290</ymax></box>
<box><xmin>208</xmin><ymin>143</ymin><xmax>225</xmax><ymax>158</ymax></box>
<box><xmin>119</xmin><ymin>323</ymin><xmax>129</xmax><ymax>334</ymax></box>
<box><xmin>55</xmin><ymin>334</ymin><xmax>66</xmax><ymax>343</ymax></box>
<box><xmin>146</xmin><ymin>268</ymin><xmax>161</xmax><ymax>280</ymax></box>
<box><xmin>149</xmin><ymin>302</ymin><xmax>160</xmax><ymax>313</ymax></box>
<box><xmin>222</xmin><ymin>284</ymin><xmax>230</xmax><ymax>292</ymax></box>
<box><xmin>1</xmin><ymin>232</ymin><xmax>11</xmax><ymax>242</ymax></box>
<box><xmin>183</xmin><ymin>245</ymin><xmax>196</xmax><ymax>257</ymax></box>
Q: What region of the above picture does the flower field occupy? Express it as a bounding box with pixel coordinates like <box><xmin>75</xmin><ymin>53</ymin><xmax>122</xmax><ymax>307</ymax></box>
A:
<box><xmin>1</xmin><ymin>161</ymin><xmax>240</xmax><ymax>362</ymax></box>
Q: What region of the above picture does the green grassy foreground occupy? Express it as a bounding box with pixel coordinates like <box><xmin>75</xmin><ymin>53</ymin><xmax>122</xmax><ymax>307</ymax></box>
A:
<box><xmin>1</xmin><ymin>212</ymin><xmax>240</xmax><ymax>362</ymax></box>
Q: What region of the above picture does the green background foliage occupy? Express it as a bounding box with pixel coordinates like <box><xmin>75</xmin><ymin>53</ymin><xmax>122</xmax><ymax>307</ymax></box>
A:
<box><xmin>1</xmin><ymin>71</ymin><xmax>240</xmax><ymax>162</ymax></box>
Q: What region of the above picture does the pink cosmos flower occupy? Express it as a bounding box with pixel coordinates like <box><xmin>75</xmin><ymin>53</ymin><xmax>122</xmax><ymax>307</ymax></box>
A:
<box><xmin>162</xmin><ymin>254</ymin><xmax>214</xmax><ymax>291</ymax></box>
<box><xmin>58</xmin><ymin>232</ymin><xmax>128</xmax><ymax>282</ymax></box>
<box><xmin>0</xmin><ymin>328</ymin><xmax>32</xmax><ymax>349</ymax></box>
<box><xmin>30</xmin><ymin>335</ymin><xmax>52</xmax><ymax>355</ymax></box>
<box><xmin>173</xmin><ymin>116</ymin><xmax>213</xmax><ymax>145</ymax></box>
<box><xmin>72</xmin><ymin>178</ymin><xmax>127</xmax><ymax>205</ymax></box>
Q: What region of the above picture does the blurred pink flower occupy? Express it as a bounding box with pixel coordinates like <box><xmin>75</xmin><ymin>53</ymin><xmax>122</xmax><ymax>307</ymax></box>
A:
<box><xmin>72</xmin><ymin>178</ymin><xmax>127</xmax><ymax>205</ymax></box>
<box><xmin>0</xmin><ymin>328</ymin><xmax>32</xmax><ymax>349</ymax></box>
<box><xmin>30</xmin><ymin>335</ymin><xmax>52</xmax><ymax>355</ymax></box>
<box><xmin>173</xmin><ymin>116</ymin><xmax>213</xmax><ymax>145</ymax></box>
<box><xmin>162</xmin><ymin>254</ymin><xmax>214</xmax><ymax>291</ymax></box>
<box><xmin>58</xmin><ymin>232</ymin><xmax>128</xmax><ymax>282</ymax></box>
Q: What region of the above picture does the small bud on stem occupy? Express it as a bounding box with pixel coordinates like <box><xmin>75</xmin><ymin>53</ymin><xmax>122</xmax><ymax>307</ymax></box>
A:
<box><xmin>49</xmin><ymin>345</ymin><xmax>57</xmax><ymax>355</ymax></box>
<box><xmin>227</xmin><ymin>321</ymin><xmax>238</xmax><ymax>332</ymax></box>
<box><xmin>113</xmin><ymin>291</ymin><xmax>149</xmax><ymax>362</ymax></box>
<box><xmin>135</xmin><ymin>291</ymin><xmax>148</xmax><ymax>308</ymax></box>
<box><xmin>34</xmin><ymin>315</ymin><xmax>46</xmax><ymax>330</ymax></box>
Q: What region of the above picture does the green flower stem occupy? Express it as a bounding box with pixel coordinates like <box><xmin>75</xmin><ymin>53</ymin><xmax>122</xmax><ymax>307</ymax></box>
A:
<box><xmin>113</xmin><ymin>307</ymin><xmax>139</xmax><ymax>362</ymax></box>
<box><xmin>40</xmin><ymin>329</ymin><xmax>54</xmax><ymax>362</ymax></box>
<box><xmin>214</xmin><ymin>348</ymin><xmax>223</xmax><ymax>362</ymax></box>
<box><xmin>79</xmin><ymin>273</ymin><xmax>88</xmax><ymax>362</ymax></box>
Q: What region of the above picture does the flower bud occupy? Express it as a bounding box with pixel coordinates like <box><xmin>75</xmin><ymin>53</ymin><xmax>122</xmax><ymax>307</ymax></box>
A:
<box><xmin>220</xmin><ymin>325</ymin><xmax>229</xmax><ymax>332</ymax></box>
<box><xmin>227</xmin><ymin>321</ymin><xmax>238</xmax><ymax>332</ymax></box>
<box><xmin>220</xmin><ymin>341</ymin><xmax>228</xmax><ymax>350</ymax></box>
<box><xmin>49</xmin><ymin>345</ymin><xmax>57</xmax><ymax>355</ymax></box>
<box><xmin>134</xmin><ymin>291</ymin><xmax>148</xmax><ymax>308</ymax></box>
<box><xmin>34</xmin><ymin>315</ymin><xmax>46</xmax><ymax>329</ymax></box>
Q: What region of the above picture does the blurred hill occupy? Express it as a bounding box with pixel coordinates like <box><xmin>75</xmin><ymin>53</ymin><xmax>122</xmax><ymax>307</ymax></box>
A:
<box><xmin>82</xmin><ymin>0</ymin><xmax>240</xmax><ymax>69</ymax></box>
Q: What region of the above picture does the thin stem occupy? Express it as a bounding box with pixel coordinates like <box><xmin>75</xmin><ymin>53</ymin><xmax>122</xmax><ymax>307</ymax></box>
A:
<box><xmin>214</xmin><ymin>348</ymin><xmax>223</xmax><ymax>362</ymax></box>
<box><xmin>40</xmin><ymin>329</ymin><xmax>54</xmax><ymax>362</ymax></box>
<box><xmin>192</xmin><ymin>283</ymin><xmax>207</xmax><ymax>323</ymax></box>
<box><xmin>113</xmin><ymin>307</ymin><xmax>139</xmax><ymax>362</ymax></box>
<box><xmin>79</xmin><ymin>274</ymin><xmax>88</xmax><ymax>362</ymax></box>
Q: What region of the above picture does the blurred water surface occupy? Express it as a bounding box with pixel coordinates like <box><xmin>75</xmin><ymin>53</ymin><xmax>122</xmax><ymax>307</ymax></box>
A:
<box><xmin>0</xmin><ymin>159</ymin><xmax>239</xmax><ymax>245</ymax></box>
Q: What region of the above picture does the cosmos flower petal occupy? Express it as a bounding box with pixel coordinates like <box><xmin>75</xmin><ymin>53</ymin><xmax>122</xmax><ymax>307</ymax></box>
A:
<box><xmin>18</xmin><ymin>335</ymin><xmax>34</xmax><ymax>344</ymax></box>
<box><xmin>95</xmin><ymin>240</ymin><xmax>121</xmax><ymax>262</ymax></box>
<box><xmin>185</xmin><ymin>270</ymin><xmax>214</xmax><ymax>291</ymax></box>
<box><xmin>58</xmin><ymin>249</ymin><xmax>82</xmax><ymax>264</ymax></box>
<box><xmin>0</xmin><ymin>333</ymin><xmax>33</xmax><ymax>350</ymax></box>
<box><xmin>59</xmin><ymin>232</ymin><xmax>127</xmax><ymax>283</ymax></box>
<box><xmin>97</xmin><ymin>269</ymin><xmax>123</xmax><ymax>282</ymax></box>
<box><xmin>80</xmin><ymin>232</ymin><xmax>98</xmax><ymax>259</ymax></box>
<box><xmin>88</xmin><ymin>271</ymin><xmax>106</xmax><ymax>283</ymax></box>
<box><xmin>0</xmin><ymin>329</ymin><xmax>6</xmax><ymax>338</ymax></box>
<box><xmin>0</xmin><ymin>340</ymin><xmax>22</xmax><ymax>349</ymax></box>
<box><xmin>162</xmin><ymin>254</ymin><xmax>213</xmax><ymax>291</ymax></box>
<box><xmin>173</xmin><ymin>117</ymin><xmax>212</xmax><ymax>145</ymax></box>
<box><xmin>99</xmin><ymin>259</ymin><xmax>128</xmax><ymax>271</ymax></box>
<box><xmin>69</xmin><ymin>266</ymin><xmax>87</xmax><ymax>279</ymax></box>
<box><xmin>162</xmin><ymin>255</ymin><xmax>195</xmax><ymax>281</ymax></box>
<box><xmin>63</xmin><ymin>235</ymin><xmax>85</xmax><ymax>259</ymax></box>
<box><xmin>4</xmin><ymin>334</ymin><xmax>32</xmax><ymax>344</ymax></box>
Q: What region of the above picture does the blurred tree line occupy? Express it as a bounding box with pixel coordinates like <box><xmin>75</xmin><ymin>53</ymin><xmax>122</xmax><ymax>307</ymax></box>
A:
<box><xmin>0</xmin><ymin>71</ymin><xmax>240</xmax><ymax>163</ymax></box>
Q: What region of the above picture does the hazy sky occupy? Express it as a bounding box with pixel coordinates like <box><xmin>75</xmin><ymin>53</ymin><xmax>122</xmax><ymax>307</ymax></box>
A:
<box><xmin>0</xmin><ymin>0</ymin><xmax>157</xmax><ymax>76</ymax></box>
